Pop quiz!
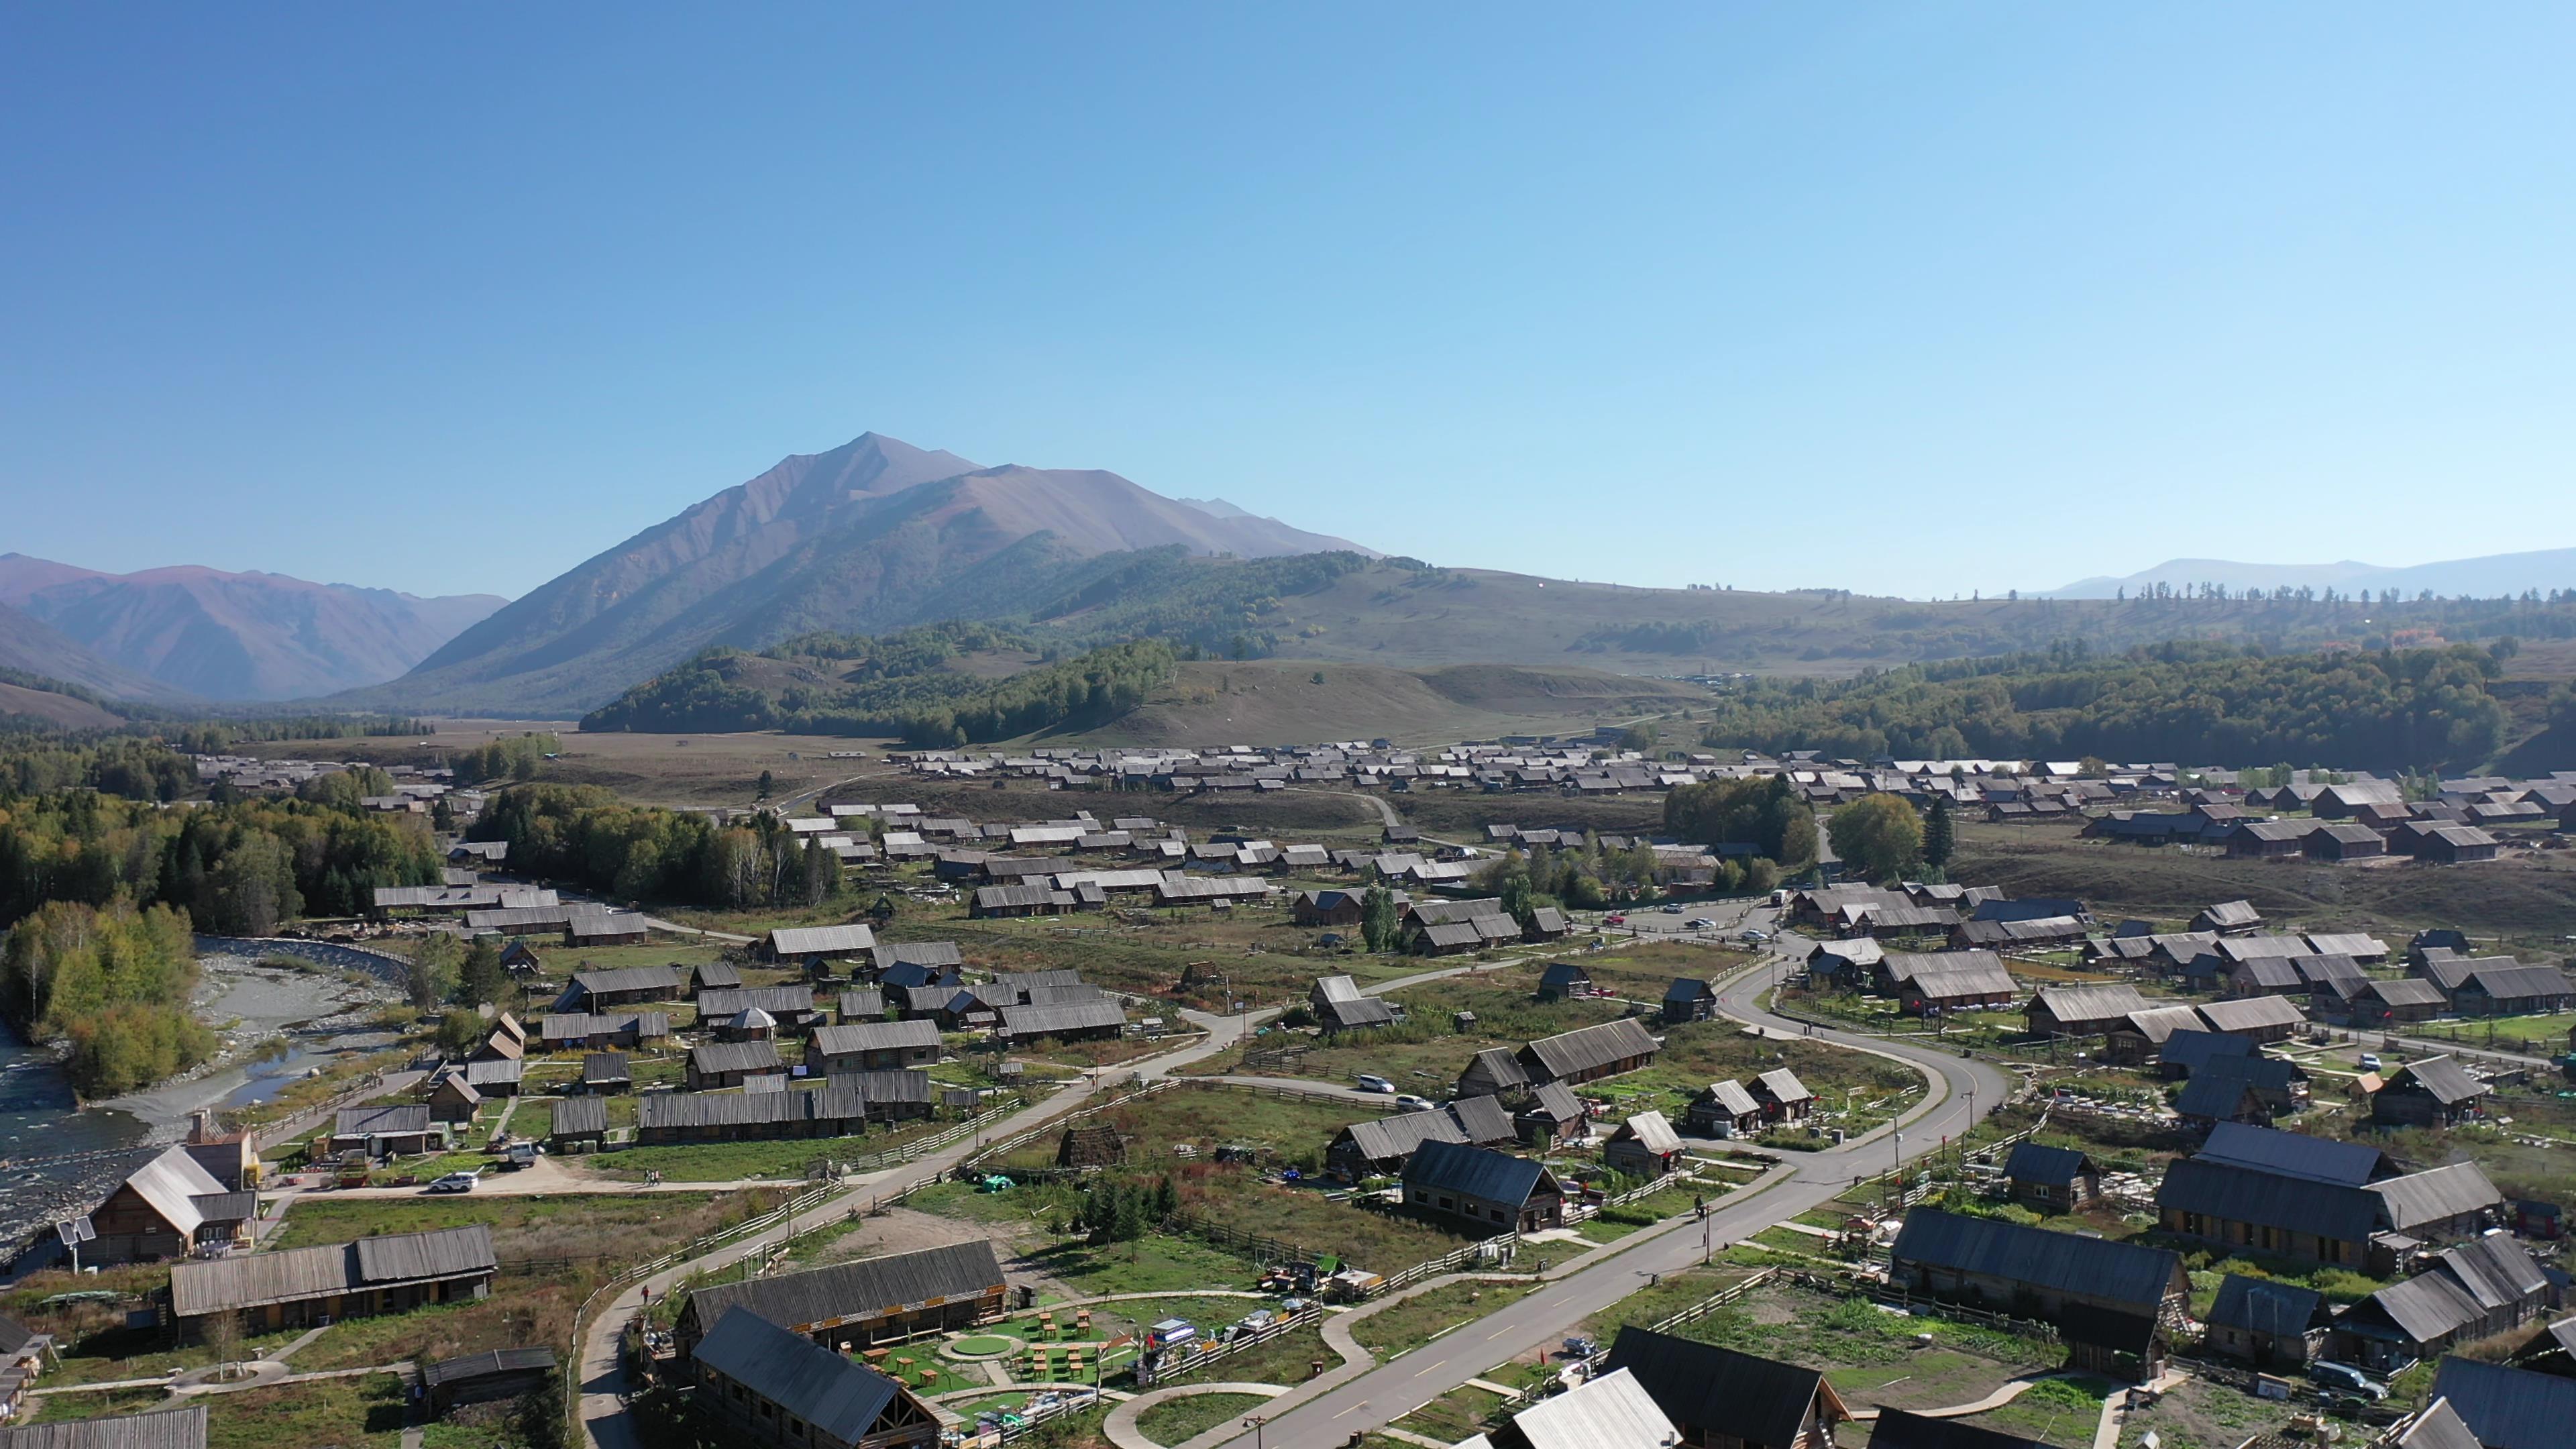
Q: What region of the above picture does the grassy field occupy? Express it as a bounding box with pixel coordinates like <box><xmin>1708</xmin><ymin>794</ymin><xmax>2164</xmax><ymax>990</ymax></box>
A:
<box><xmin>1654</xmin><ymin>1283</ymin><xmax>2060</xmax><ymax>1415</ymax></box>
<box><xmin>1348</xmin><ymin>1279</ymin><xmax>1536</xmax><ymax>1358</ymax></box>
<box><xmin>1392</xmin><ymin>1384</ymin><xmax>1507</xmax><ymax>1444</ymax></box>
<box><xmin>1134</xmin><ymin>1391</ymin><xmax>1273</xmax><ymax>1447</ymax></box>
<box><xmin>203</xmin><ymin>1375</ymin><xmax>412</xmax><ymax>1448</ymax></box>
<box><xmin>266</xmin><ymin>1190</ymin><xmax>753</xmax><ymax>1258</ymax></box>
<box><xmin>1955</xmin><ymin>1375</ymin><xmax>2116</xmax><ymax>1446</ymax></box>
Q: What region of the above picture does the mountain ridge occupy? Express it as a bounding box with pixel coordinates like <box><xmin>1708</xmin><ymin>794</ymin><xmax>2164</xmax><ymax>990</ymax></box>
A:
<box><xmin>377</xmin><ymin>432</ymin><xmax>1375</xmax><ymax>714</ymax></box>
<box><xmin>0</xmin><ymin>553</ymin><xmax>506</xmax><ymax>700</ymax></box>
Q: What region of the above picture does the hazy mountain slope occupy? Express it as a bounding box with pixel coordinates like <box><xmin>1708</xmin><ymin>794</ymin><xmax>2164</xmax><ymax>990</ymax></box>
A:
<box><xmin>0</xmin><ymin>601</ymin><xmax>197</xmax><ymax>704</ymax></box>
<box><xmin>2045</xmin><ymin>547</ymin><xmax>2576</xmax><ymax>600</ymax></box>
<box><xmin>1066</xmin><ymin>659</ymin><xmax>1708</xmax><ymax>747</ymax></box>
<box><xmin>0</xmin><ymin>678</ymin><xmax>125</xmax><ymax>729</ymax></box>
<box><xmin>0</xmin><ymin>554</ymin><xmax>506</xmax><ymax>700</ymax></box>
<box><xmin>374</xmin><ymin>432</ymin><xmax>1375</xmax><ymax>714</ymax></box>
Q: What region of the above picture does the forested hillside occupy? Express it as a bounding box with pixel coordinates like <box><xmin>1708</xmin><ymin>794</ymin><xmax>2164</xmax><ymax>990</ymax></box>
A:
<box><xmin>1693</xmin><ymin>641</ymin><xmax>2530</xmax><ymax>770</ymax></box>
<box><xmin>580</xmin><ymin>637</ymin><xmax>1178</xmax><ymax>746</ymax></box>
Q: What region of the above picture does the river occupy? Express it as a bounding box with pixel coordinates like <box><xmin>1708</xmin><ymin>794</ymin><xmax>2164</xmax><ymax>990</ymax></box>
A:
<box><xmin>0</xmin><ymin>951</ymin><xmax>400</xmax><ymax>1252</ymax></box>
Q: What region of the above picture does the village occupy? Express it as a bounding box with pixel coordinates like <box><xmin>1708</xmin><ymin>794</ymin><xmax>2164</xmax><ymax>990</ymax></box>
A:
<box><xmin>2</xmin><ymin>736</ymin><xmax>2573</xmax><ymax>1449</ymax></box>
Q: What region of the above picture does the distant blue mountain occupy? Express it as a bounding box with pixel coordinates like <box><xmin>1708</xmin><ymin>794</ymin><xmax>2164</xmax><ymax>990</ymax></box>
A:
<box><xmin>2044</xmin><ymin>547</ymin><xmax>2576</xmax><ymax>600</ymax></box>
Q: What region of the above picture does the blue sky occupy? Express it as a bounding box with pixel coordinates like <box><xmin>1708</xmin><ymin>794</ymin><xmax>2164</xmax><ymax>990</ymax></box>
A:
<box><xmin>6</xmin><ymin>5</ymin><xmax>2573</xmax><ymax>601</ymax></box>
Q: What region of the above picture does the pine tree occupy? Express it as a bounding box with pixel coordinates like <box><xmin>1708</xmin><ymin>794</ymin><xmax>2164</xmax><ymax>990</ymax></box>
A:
<box><xmin>1923</xmin><ymin>794</ymin><xmax>1955</xmax><ymax>874</ymax></box>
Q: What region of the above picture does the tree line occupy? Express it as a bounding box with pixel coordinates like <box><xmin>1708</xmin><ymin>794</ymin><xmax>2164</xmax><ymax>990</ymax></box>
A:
<box><xmin>469</xmin><ymin>784</ymin><xmax>845</xmax><ymax>910</ymax></box>
<box><xmin>2</xmin><ymin>899</ymin><xmax>212</xmax><ymax>1097</ymax></box>
<box><xmin>0</xmin><ymin>779</ymin><xmax>444</xmax><ymax>934</ymax></box>
<box><xmin>581</xmin><ymin>639</ymin><xmax>1179</xmax><ymax>747</ymax></box>
<box><xmin>1689</xmin><ymin>643</ymin><xmax>2516</xmax><ymax>771</ymax></box>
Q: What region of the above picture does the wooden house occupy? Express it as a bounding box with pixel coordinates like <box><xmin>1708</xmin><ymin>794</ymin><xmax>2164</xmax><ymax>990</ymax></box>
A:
<box><xmin>78</xmin><ymin>1148</ymin><xmax>253</xmax><ymax>1265</ymax></box>
<box><xmin>1750</xmin><ymin>1069</ymin><xmax>1813</xmax><ymax>1122</ymax></box>
<box><xmin>1326</xmin><ymin>1095</ymin><xmax>1517</xmax><ymax>1179</ymax></box>
<box><xmin>1402</xmin><ymin>1140</ymin><xmax>1564</xmax><ymax>1234</ymax></box>
<box><xmin>1603</xmin><ymin>1111</ymin><xmax>1684</xmax><ymax>1178</ymax></box>
<box><xmin>2202</xmin><ymin>1275</ymin><xmax>2326</xmax><ymax>1368</ymax></box>
<box><xmin>674</xmin><ymin>1240</ymin><xmax>1007</xmax><ymax>1356</ymax></box>
<box><xmin>1685</xmin><ymin>1081</ymin><xmax>1763</xmax><ymax>1138</ymax></box>
<box><xmin>1662</xmin><ymin>978</ymin><xmax>1715</xmax><ymax>1024</ymax></box>
<box><xmin>1515</xmin><ymin>1018</ymin><xmax>1660</xmax><ymax>1087</ymax></box>
<box><xmin>168</xmin><ymin>1225</ymin><xmax>497</xmax><ymax>1335</ymax></box>
<box><xmin>2001</xmin><ymin>1142</ymin><xmax>2100</xmax><ymax>1213</ymax></box>
<box><xmin>686</xmin><ymin>1041</ymin><xmax>786</xmax><ymax>1091</ymax></box>
<box><xmin>425</xmin><ymin>1074</ymin><xmax>482</xmax><ymax>1126</ymax></box>
<box><xmin>1889</xmin><ymin>1208</ymin><xmax>2186</xmax><ymax>1380</ymax></box>
<box><xmin>549</xmin><ymin>1096</ymin><xmax>606</xmax><ymax>1153</ymax></box>
<box><xmin>2371</xmin><ymin>1057</ymin><xmax>2490</xmax><ymax>1129</ymax></box>
<box><xmin>1603</xmin><ymin>1328</ymin><xmax>1852</xmax><ymax>1449</ymax></box>
<box><xmin>688</xmin><ymin>1306</ymin><xmax>938</xmax><ymax>1449</ymax></box>
<box><xmin>2025</xmin><ymin>983</ymin><xmax>2149</xmax><ymax>1038</ymax></box>
<box><xmin>1514</xmin><ymin>1081</ymin><xmax>1593</xmax><ymax>1149</ymax></box>
<box><xmin>812</xmin><ymin>1020</ymin><xmax>941</xmax><ymax>1073</ymax></box>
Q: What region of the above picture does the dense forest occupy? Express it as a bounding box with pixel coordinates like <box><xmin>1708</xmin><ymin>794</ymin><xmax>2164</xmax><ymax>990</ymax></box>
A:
<box><xmin>1691</xmin><ymin>641</ymin><xmax>2518</xmax><ymax>769</ymax></box>
<box><xmin>468</xmin><ymin>783</ymin><xmax>843</xmax><ymax>910</ymax></box>
<box><xmin>580</xmin><ymin>638</ymin><xmax>1180</xmax><ymax>746</ymax></box>
<box><xmin>1</xmin><ymin>900</ymin><xmax>210</xmax><ymax>1096</ymax></box>
<box><xmin>0</xmin><ymin>742</ymin><xmax>444</xmax><ymax>931</ymax></box>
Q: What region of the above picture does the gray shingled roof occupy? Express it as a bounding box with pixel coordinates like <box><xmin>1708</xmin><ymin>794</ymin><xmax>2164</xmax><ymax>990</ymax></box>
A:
<box><xmin>1891</xmin><ymin>1208</ymin><xmax>2178</xmax><ymax>1311</ymax></box>
<box><xmin>1603</xmin><ymin>1328</ymin><xmax>1833</xmax><ymax>1448</ymax></box>
<box><xmin>1403</xmin><ymin>1139</ymin><xmax>1556</xmax><ymax>1207</ymax></box>
<box><xmin>693</xmin><ymin>1305</ymin><xmax>900</xmax><ymax>1442</ymax></box>
<box><xmin>812</xmin><ymin>1019</ymin><xmax>941</xmax><ymax>1056</ymax></box>
<box><xmin>2367</xmin><ymin>1163</ymin><xmax>2504</xmax><ymax>1232</ymax></box>
<box><xmin>2206</xmin><ymin>1274</ymin><xmax>2322</xmax><ymax>1338</ymax></box>
<box><xmin>1521</xmin><ymin>1018</ymin><xmax>1659</xmax><ymax>1081</ymax></box>
<box><xmin>2431</xmin><ymin>1354</ymin><xmax>2576</xmax><ymax>1449</ymax></box>
<box><xmin>686</xmin><ymin>1240</ymin><xmax>1004</xmax><ymax>1336</ymax></box>
<box><xmin>2157</xmin><ymin>1157</ymin><xmax>2379</xmax><ymax>1244</ymax></box>
<box><xmin>0</xmin><ymin>1405</ymin><xmax>209</xmax><ymax>1449</ymax></box>
<box><xmin>170</xmin><ymin>1226</ymin><xmax>494</xmax><ymax>1318</ymax></box>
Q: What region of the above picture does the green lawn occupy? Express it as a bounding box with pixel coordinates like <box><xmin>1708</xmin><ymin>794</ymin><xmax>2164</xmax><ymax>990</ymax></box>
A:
<box><xmin>1021</xmin><ymin>1235</ymin><xmax>1261</xmax><ymax>1297</ymax></box>
<box><xmin>1349</xmin><ymin>1279</ymin><xmax>1534</xmax><ymax>1358</ymax></box>
<box><xmin>1393</xmin><ymin>1385</ymin><xmax>1505</xmax><ymax>1444</ymax></box>
<box><xmin>267</xmin><ymin>1190</ymin><xmax>739</xmax><ymax>1261</ymax></box>
<box><xmin>591</xmin><ymin>1114</ymin><xmax>959</xmax><ymax>1181</ymax></box>
<box><xmin>1155</xmin><ymin>1327</ymin><xmax>1331</xmax><ymax>1390</ymax></box>
<box><xmin>1136</xmin><ymin>1392</ymin><xmax>1273</xmax><ymax>1447</ymax></box>
<box><xmin>202</xmin><ymin>1373</ymin><xmax>412</xmax><ymax>1448</ymax></box>
<box><xmin>1959</xmin><ymin>1375</ymin><xmax>2114</xmax><ymax>1445</ymax></box>
<box><xmin>1576</xmin><ymin>1187</ymin><xmax>1701</xmax><ymax>1244</ymax></box>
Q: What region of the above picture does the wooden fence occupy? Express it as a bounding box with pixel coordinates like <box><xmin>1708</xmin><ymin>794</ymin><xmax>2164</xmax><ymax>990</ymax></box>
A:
<box><xmin>1139</xmin><ymin>1305</ymin><xmax>1324</xmax><ymax>1387</ymax></box>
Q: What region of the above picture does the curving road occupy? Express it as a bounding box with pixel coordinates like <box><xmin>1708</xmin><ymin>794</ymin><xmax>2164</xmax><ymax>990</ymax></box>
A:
<box><xmin>1199</xmin><ymin>914</ymin><xmax>2010</xmax><ymax>1449</ymax></box>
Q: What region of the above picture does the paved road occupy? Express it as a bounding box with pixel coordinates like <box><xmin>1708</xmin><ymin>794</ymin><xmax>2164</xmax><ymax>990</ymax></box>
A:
<box><xmin>1203</xmin><ymin>919</ymin><xmax>2010</xmax><ymax>1449</ymax></box>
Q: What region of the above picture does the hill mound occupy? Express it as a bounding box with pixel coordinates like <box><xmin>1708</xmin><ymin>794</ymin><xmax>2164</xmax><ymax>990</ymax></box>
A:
<box><xmin>0</xmin><ymin>678</ymin><xmax>125</xmax><ymax>729</ymax></box>
<box><xmin>1064</xmin><ymin>659</ymin><xmax>1704</xmax><ymax>747</ymax></box>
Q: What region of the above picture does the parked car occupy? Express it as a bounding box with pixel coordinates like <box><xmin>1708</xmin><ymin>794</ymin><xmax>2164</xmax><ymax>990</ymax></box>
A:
<box><xmin>1687</xmin><ymin>918</ymin><xmax>1716</xmax><ymax>930</ymax></box>
<box><xmin>1604</xmin><ymin>914</ymin><xmax>1627</xmax><ymax>926</ymax></box>
<box><xmin>2311</xmin><ymin>1362</ymin><xmax>2387</xmax><ymax>1399</ymax></box>
<box><xmin>1394</xmin><ymin>1093</ymin><xmax>1436</xmax><ymax>1113</ymax></box>
<box><xmin>1739</xmin><ymin>928</ymin><xmax>1771</xmax><ymax>944</ymax></box>
<box><xmin>426</xmin><ymin>1172</ymin><xmax>479</xmax><ymax>1195</ymax></box>
<box><xmin>1661</xmin><ymin>904</ymin><xmax>1684</xmax><ymax>914</ymax></box>
<box><xmin>2358</xmin><ymin>1053</ymin><xmax>2383</xmax><ymax>1073</ymax></box>
<box><xmin>1356</xmin><ymin>1074</ymin><xmax>1396</xmax><ymax>1094</ymax></box>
